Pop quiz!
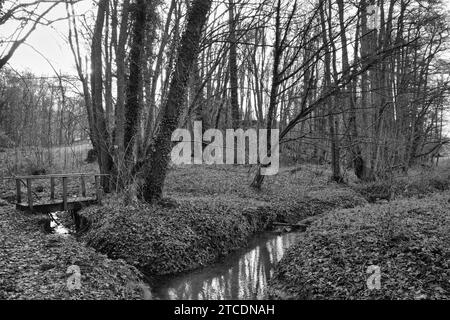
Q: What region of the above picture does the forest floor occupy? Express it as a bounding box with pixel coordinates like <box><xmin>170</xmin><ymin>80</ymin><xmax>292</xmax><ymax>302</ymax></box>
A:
<box><xmin>0</xmin><ymin>200</ymin><xmax>150</xmax><ymax>299</ymax></box>
<box><xmin>267</xmin><ymin>192</ymin><xmax>450</xmax><ymax>299</ymax></box>
<box><xmin>1</xmin><ymin>160</ymin><xmax>449</xmax><ymax>299</ymax></box>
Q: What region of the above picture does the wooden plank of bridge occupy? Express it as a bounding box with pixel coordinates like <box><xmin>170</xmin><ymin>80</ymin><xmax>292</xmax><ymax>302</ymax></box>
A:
<box><xmin>26</xmin><ymin>178</ymin><xmax>33</xmax><ymax>211</ymax></box>
<box><xmin>62</xmin><ymin>176</ymin><xmax>68</xmax><ymax>211</ymax></box>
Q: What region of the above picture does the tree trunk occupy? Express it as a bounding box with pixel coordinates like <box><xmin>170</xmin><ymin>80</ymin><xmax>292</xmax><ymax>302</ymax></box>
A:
<box><xmin>140</xmin><ymin>0</ymin><xmax>212</xmax><ymax>203</ymax></box>
<box><xmin>228</xmin><ymin>0</ymin><xmax>240</xmax><ymax>129</ymax></box>
<box><xmin>337</xmin><ymin>0</ymin><xmax>364</xmax><ymax>178</ymax></box>
<box><xmin>143</xmin><ymin>0</ymin><xmax>176</xmax><ymax>146</ymax></box>
<box><xmin>114</xmin><ymin>0</ymin><xmax>130</xmax><ymax>186</ymax></box>
<box><xmin>104</xmin><ymin>3</ymin><xmax>113</xmax><ymax>143</ymax></box>
<box><xmin>124</xmin><ymin>0</ymin><xmax>148</xmax><ymax>163</ymax></box>
<box><xmin>358</xmin><ymin>0</ymin><xmax>375</xmax><ymax>181</ymax></box>
<box><xmin>251</xmin><ymin>0</ymin><xmax>283</xmax><ymax>189</ymax></box>
<box><xmin>91</xmin><ymin>0</ymin><xmax>114</xmax><ymax>192</ymax></box>
<box><xmin>325</xmin><ymin>0</ymin><xmax>343</xmax><ymax>182</ymax></box>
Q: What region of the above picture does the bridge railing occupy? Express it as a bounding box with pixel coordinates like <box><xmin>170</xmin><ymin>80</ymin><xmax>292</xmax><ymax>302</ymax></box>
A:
<box><xmin>14</xmin><ymin>173</ymin><xmax>109</xmax><ymax>211</ymax></box>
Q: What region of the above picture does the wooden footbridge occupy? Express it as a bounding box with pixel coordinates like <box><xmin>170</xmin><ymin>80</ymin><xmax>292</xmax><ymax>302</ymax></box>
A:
<box><xmin>14</xmin><ymin>173</ymin><xmax>108</xmax><ymax>214</ymax></box>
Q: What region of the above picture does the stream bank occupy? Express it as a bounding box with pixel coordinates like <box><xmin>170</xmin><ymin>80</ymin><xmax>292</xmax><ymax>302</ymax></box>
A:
<box><xmin>267</xmin><ymin>192</ymin><xmax>450</xmax><ymax>300</ymax></box>
<box><xmin>77</xmin><ymin>185</ymin><xmax>366</xmax><ymax>278</ymax></box>
<box><xmin>2</xmin><ymin>165</ymin><xmax>450</xmax><ymax>300</ymax></box>
<box><xmin>0</xmin><ymin>203</ymin><xmax>149</xmax><ymax>300</ymax></box>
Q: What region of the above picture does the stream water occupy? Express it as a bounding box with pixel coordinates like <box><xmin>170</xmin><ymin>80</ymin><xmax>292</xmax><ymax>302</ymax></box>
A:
<box><xmin>47</xmin><ymin>212</ymin><xmax>302</xmax><ymax>300</ymax></box>
<box><xmin>150</xmin><ymin>231</ymin><xmax>302</xmax><ymax>300</ymax></box>
<box><xmin>49</xmin><ymin>212</ymin><xmax>70</xmax><ymax>236</ymax></box>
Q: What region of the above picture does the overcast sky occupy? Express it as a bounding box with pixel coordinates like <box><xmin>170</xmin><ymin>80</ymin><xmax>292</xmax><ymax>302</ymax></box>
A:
<box><xmin>3</xmin><ymin>0</ymin><xmax>450</xmax><ymax>77</ymax></box>
<box><xmin>2</xmin><ymin>0</ymin><xmax>450</xmax><ymax>137</ymax></box>
<box><xmin>2</xmin><ymin>1</ymin><xmax>94</xmax><ymax>76</ymax></box>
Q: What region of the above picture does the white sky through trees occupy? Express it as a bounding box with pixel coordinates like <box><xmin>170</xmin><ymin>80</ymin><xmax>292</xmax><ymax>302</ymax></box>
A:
<box><xmin>2</xmin><ymin>0</ymin><xmax>93</xmax><ymax>76</ymax></box>
<box><xmin>2</xmin><ymin>0</ymin><xmax>450</xmax><ymax>134</ymax></box>
<box><xmin>4</xmin><ymin>0</ymin><xmax>450</xmax><ymax>75</ymax></box>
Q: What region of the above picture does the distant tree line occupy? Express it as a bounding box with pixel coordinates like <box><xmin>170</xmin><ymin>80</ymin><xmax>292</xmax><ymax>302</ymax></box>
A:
<box><xmin>0</xmin><ymin>70</ymin><xmax>88</xmax><ymax>149</ymax></box>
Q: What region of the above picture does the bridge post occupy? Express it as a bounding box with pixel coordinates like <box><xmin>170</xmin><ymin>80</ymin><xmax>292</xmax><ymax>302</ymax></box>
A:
<box><xmin>50</xmin><ymin>177</ymin><xmax>55</xmax><ymax>200</ymax></box>
<box><xmin>16</xmin><ymin>179</ymin><xmax>21</xmax><ymax>203</ymax></box>
<box><xmin>80</xmin><ymin>176</ymin><xmax>86</xmax><ymax>197</ymax></box>
<box><xmin>26</xmin><ymin>178</ymin><xmax>33</xmax><ymax>211</ymax></box>
<box><xmin>62</xmin><ymin>177</ymin><xmax>68</xmax><ymax>211</ymax></box>
<box><xmin>95</xmin><ymin>175</ymin><xmax>102</xmax><ymax>205</ymax></box>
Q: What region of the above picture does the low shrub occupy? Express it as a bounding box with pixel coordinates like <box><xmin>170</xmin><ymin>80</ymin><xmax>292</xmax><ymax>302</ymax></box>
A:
<box><xmin>354</xmin><ymin>169</ymin><xmax>450</xmax><ymax>202</ymax></box>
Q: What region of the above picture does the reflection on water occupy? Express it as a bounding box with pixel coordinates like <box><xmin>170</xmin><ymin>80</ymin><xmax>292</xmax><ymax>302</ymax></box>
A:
<box><xmin>50</xmin><ymin>212</ymin><xmax>70</xmax><ymax>236</ymax></box>
<box><xmin>151</xmin><ymin>231</ymin><xmax>301</xmax><ymax>300</ymax></box>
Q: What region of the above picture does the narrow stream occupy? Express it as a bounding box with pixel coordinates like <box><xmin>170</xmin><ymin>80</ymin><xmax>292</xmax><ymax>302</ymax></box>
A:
<box><xmin>46</xmin><ymin>211</ymin><xmax>302</xmax><ymax>299</ymax></box>
<box><xmin>150</xmin><ymin>231</ymin><xmax>302</xmax><ymax>300</ymax></box>
<box><xmin>49</xmin><ymin>212</ymin><xmax>70</xmax><ymax>236</ymax></box>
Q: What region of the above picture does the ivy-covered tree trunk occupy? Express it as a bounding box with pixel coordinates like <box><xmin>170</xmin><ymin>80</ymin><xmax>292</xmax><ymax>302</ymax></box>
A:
<box><xmin>124</xmin><ymin>0</ymin><xmax>148</xmax><ymax>162</ymax></box>
<box><xmin>140</xmin><ymin>0</ymin><xmax>212</xmax><ymax>203</ymax></box>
